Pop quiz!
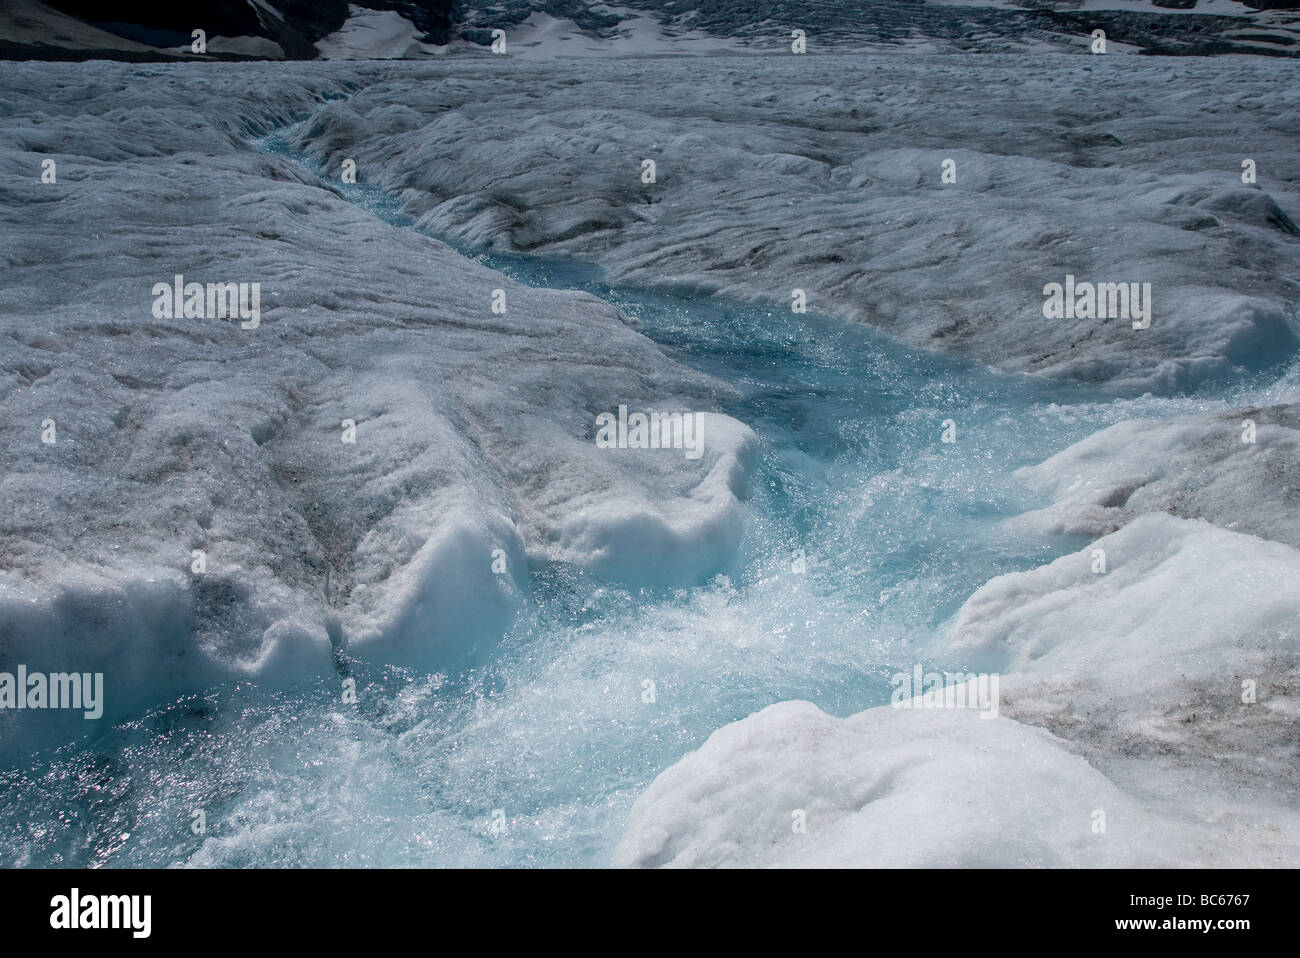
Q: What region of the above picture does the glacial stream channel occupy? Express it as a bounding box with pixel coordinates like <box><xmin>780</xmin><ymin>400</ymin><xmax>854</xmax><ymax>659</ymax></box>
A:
<box><xmin>0</xmin><ymin>127</ymin><xmax>1284</xmax><ymax>868</ymax></box>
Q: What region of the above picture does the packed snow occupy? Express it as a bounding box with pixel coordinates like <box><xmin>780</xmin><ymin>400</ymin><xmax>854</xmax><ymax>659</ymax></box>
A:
<box><xmin>945</xmin><ymin>514</ymin><xmax>1300</xmax><ymax>772</ymax></box>
<box><xmin>614</xmin><ymin>699</ymin><xmax>1287</xmax><ymax>867</ymax></box>
<box><xmin>1008</xmin><ymin>392</ymin><xmax>1300</xmax><ymax>546</ymax></box>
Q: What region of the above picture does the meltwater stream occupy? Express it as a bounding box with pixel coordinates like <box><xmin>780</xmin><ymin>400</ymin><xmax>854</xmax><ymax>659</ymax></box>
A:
<box><xmin>0</xmin><ymin>132</ymin><xmax>1272</xmax><ymax>867</ymax></box>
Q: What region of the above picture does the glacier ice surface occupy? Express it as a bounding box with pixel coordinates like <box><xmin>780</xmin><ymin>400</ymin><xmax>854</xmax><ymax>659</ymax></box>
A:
<box><xmin>0</xmin><ymin>54</ymin><xmax>1297</xmax><ymax>867</ymax></box>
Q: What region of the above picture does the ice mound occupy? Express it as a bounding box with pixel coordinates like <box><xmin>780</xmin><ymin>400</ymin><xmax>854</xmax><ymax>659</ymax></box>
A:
<box><xmin>620</xmin><ymin>516</ymin><xmax>1300</xmax><ymax>867</ymax></box>
<box><xmin>0</xmin><ymin>62</ymin><xmax>757</xmax><ymax>738</ymax></box>
<box><xmin>614</xmin><ymin>700</ymin><xmax>1217</xmax><ymax>868</ymax></box>
<box><xmin>284</xmin><ymin>53</ymin><xmax>1300</xmax><ymax>393</ymax></box>
<box><xmin>1009</xmin><ymin>398</ymin><xmax>1300</xmax><ymax>546</ymax></box>
<box><xmin>550</xmin><ymin>412</ymin><xmax>757</xmax><ymax>586</ymax></box>
<box><xmin>947</xmin><ymin>514</ymin><xmax>1300</xmax><ymax>764</ymax></box>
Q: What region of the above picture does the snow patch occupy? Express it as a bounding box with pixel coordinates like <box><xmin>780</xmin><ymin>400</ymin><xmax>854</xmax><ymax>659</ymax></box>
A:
<box><xmin>316</xmin><ymin>6</ymin><xmax>436</xmax><ymax>60</ymax></box>
<box><xmin>1009</xmin><ymin>400</ymin><xmax>1300</xmax><ymax>546</ymax></box>
<box><xmin>614</xmin><ymin>700</ymin><xmax>1225</xmax><ymax>867</ymax></box>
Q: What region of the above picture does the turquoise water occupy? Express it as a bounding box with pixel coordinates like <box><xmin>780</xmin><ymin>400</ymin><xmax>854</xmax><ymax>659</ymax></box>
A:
<box><xmin>0</xmin><ymin>133</ymin><xmax>1267</xmax><ymax>868</ymax></box>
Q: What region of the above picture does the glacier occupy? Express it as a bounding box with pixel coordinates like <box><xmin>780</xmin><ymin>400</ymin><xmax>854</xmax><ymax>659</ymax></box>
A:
<box><xmin>280</xmin><ymin>53</ymin><xmax>1300</xmax><ymax>393</ymax></box>
<box><xmin>0</xmin><ymin>52</ymin><xmax>1297</xmax><ymax>867</ymax></box>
